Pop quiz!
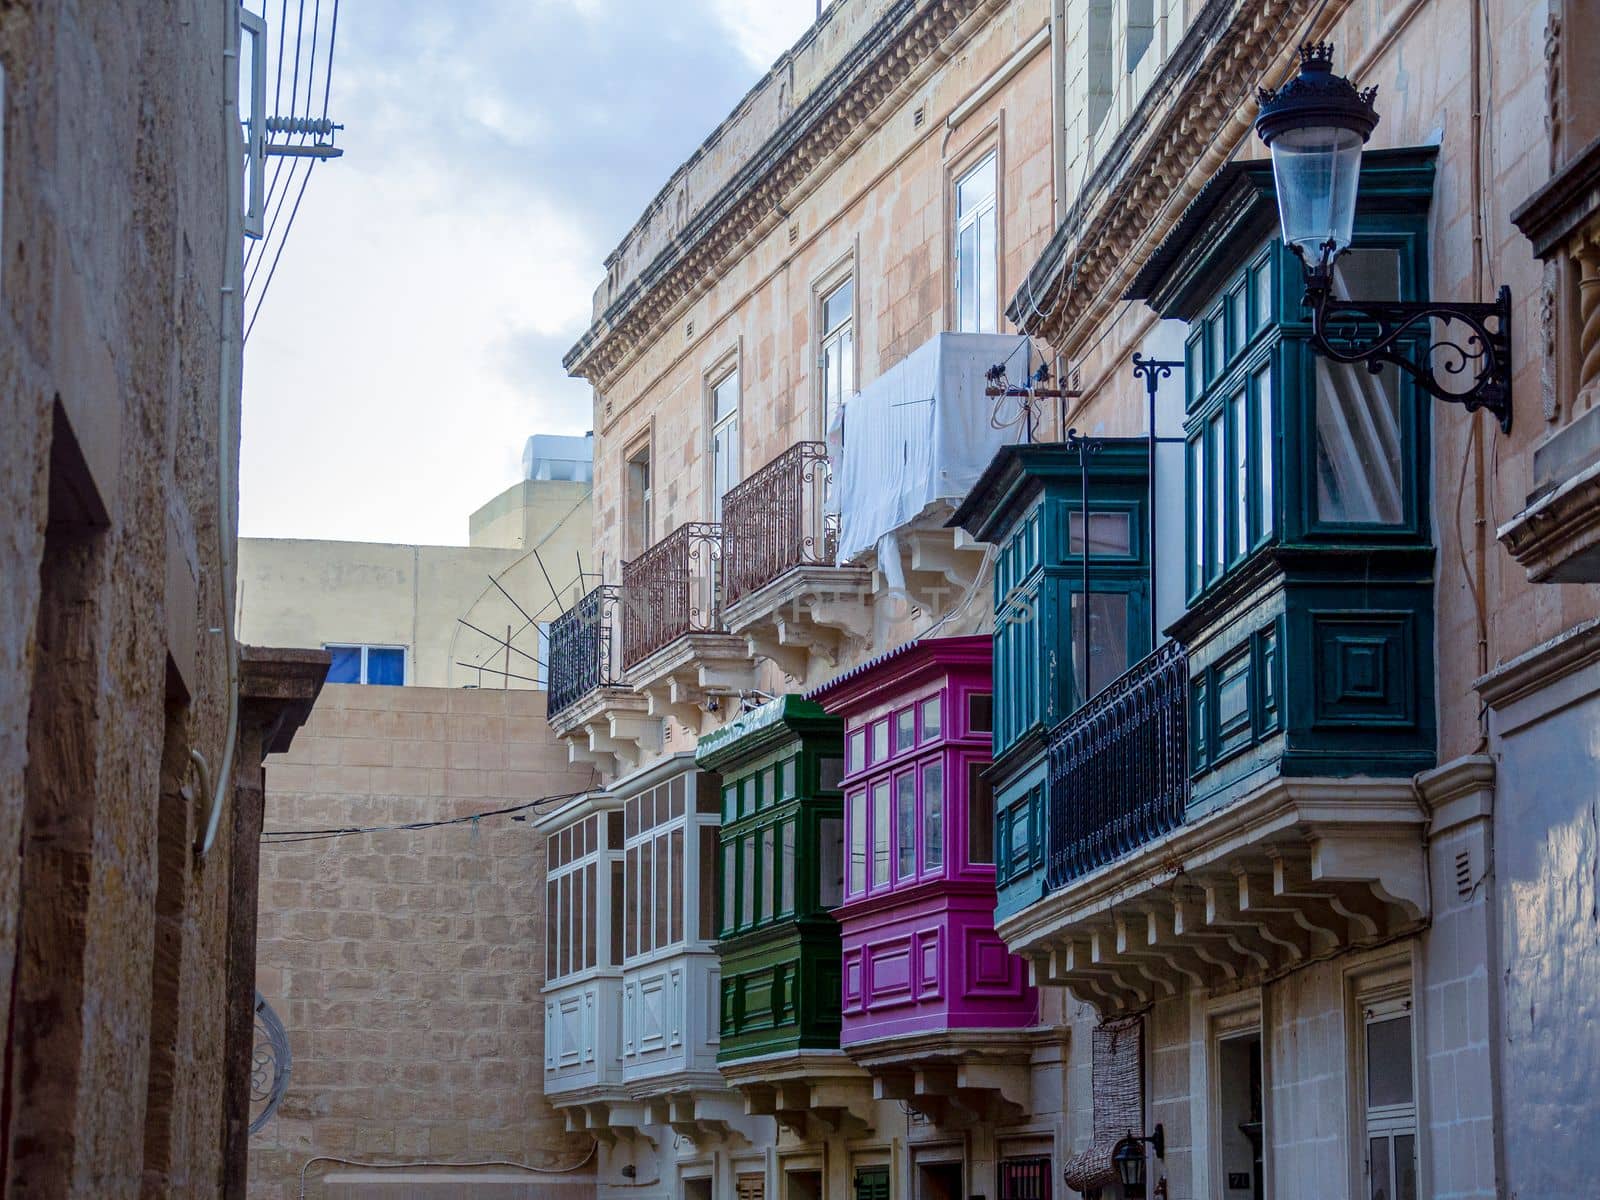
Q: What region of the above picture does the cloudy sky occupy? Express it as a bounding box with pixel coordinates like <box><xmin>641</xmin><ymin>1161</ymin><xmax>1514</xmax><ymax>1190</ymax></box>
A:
<box><xmin>239</xmin><ymin>0</ymin><xmax>819</xmax><ymax>546</ymax></box>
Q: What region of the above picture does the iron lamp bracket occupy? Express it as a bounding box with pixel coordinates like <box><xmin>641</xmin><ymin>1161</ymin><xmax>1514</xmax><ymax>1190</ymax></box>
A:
<box><xmin>1299</xmin><ymin>241</ymin><xmax>1513</xmax><ymax>433</ymax></box>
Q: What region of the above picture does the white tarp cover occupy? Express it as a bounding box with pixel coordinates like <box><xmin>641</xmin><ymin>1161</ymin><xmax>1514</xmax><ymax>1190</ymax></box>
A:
<box><xmin>834</xmin><ymin>331</ymin><xmax>1030</xmax><ymax>565</ymax></box>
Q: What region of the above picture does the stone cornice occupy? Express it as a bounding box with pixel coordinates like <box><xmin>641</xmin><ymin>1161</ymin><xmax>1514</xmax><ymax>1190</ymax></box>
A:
<box><xmin>1475</xmin><ymin>617</ymin><xmax>1600</xmax><ymax>710</ymax></box>
<box><xmin>1006</xmin><ymin>0</ymin><xmax>1336</xmax><ymax>356</ymax></box>
<box><xmin>565</xmin><ymin>0</ymin><xmax>1005</xmax><ymax>392</ymax></box>
<box><xmin>1510</xmin><ymin>131</ymin><xmax>1600</xmax><ymax>259</ymax></box>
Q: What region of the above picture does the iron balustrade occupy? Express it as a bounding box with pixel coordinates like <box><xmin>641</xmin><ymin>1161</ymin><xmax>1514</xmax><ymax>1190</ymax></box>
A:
<box><xmin>621</xmin><ymin>522</ymin><xmax>723</xmax><ymax>669</ymax></box>
<box><xmin>720</xmin><ymin>440</ymin><xmax>839</xmax><ymax>607</ymax></box>
<box><xmin>1047</xmin><ymin>639</ymin><xmax>1189</xmax><ymax>888</ymax></box>
<box><xmin>547</xmin><ymin>584</ymin><xmax>621</xmax><ymax>721</ymax></box>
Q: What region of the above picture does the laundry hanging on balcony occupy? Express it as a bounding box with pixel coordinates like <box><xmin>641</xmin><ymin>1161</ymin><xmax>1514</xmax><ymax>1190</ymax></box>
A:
<box><xmin>833</xmin><ymin>331</ymin><xmax>1031</xmax><ymax>566</ymax></box>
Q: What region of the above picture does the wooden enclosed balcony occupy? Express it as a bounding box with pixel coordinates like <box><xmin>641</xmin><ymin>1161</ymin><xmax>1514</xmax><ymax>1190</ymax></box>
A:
<box><xmin>1000</xmin><ymin>643</ymin><xmax>1430</xmax><ymax>1015</ymax></box>
<box><xmin>719</xmin><ymin>441</ymin><xmax>872</xmax><ymax>681</ymax></box>
<box><xmin>546</xmin><ymin>584</ymin><xmax>657</xmax><ymax>777</ymax></box>
<box><xmin>621</xmin><ymin>522</ymin><xmax>756</xmax><ymax>736</ymax></box>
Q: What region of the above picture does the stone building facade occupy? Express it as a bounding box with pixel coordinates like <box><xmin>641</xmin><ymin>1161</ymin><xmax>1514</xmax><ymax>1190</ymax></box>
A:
<box><xmin>247</xmin><ymin>684</ymin><xmax>598</xmax><ymax>1199</ymax></box>
<box><xmin>0</xmin><ymin>3</ymin><xmax>324</xmax><ymax>1196</ymax></box>
<box><xmin>549</xmin><ymin>0</ymin><xmax>1600</xmax><ymax>1197</ymax></box>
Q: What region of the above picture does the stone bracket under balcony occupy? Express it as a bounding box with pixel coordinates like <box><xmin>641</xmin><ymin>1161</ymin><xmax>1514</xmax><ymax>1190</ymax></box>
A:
<box><xmin>1003</xmin><ymin>779</ymin><xmax>1429</xmax><ymax>1015</ymax></box>
<box><xmin>549</xmin><ymin>687</ymin><xmax>660</xmax><ymax>777</ymax></box>
<box><xmin>868</xmin><ymin>526</ymin><xmax>989</xmax><ymax>615</ymax></box>
<box><xmin>847</xmin><ymin>1030</ymin><xmax>1034</xmax><ymax>1128</ymax></box>
<box><xmin>624</xmin><ymin>632</ymin><xmax>758</xmax><ymax>737</ymax></box>
<box><xmin>724</xmin><ymin>1053</ymin><xmax>876</xmax><ymax>1140</ymax></box>
<box><xmin>722</xmin><ymin>564</ymin><xmax>874</xmax><ymax>680</ymax></box>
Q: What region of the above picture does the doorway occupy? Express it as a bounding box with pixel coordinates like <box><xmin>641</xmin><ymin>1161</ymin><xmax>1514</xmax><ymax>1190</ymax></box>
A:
<box><xmin>917</xmin><ymin>1161</ymin><xmax>963</xmax><ymax>1200</ymax></box>
<box><xmin>1217</xmin><ymin>1031</ymin><xmax>1264</xmax><ymax>1200</ymax></box>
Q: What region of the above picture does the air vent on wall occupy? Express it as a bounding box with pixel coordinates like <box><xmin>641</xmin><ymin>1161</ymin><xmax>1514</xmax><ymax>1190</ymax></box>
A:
<box><xmin>1455</xmin><ymin>849</ymin><xmax>1472</xmax><ymax>898</ymax></box>
<box><xmin>788</xmin><ymin>223</ymin><xmax>799</xmax><ymax>247</ymax></box>
<box><xmin>913</xmin><ymin>103</ymin><xmax>927</xmax><ymax>128</ymax></box>
<box><xmin>685</xmin><ymin>319</ymin><xmax>695</xmax><ymax>339</ymax></box>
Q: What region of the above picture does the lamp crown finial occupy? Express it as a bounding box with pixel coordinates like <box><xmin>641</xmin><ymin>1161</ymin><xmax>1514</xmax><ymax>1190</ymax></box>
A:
<box><xmin>1298</xmin><ymin>41</ymin><xmax>1335</xmax><ymax>66</ymax></box>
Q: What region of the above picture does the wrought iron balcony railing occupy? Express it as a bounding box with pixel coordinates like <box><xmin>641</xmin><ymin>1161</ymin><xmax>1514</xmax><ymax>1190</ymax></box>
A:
<box><xmin>621</xmin><ymin>522</ymin><xmax>723</xmax><ymax>669</ymax></box>
<box><xmin>720</xmin><ymin>440</ymin><xmax>839</xmax><ymax>608</ymax></box>
<box><xmin>548</xmin><ymin>584</ymin><xmax>621</xmax><ymax>721</ymax></box>
<box><xmin>1046</xmin><ymin>639</ymin><xmax>1189</xmax><ymax>888</ymax></box>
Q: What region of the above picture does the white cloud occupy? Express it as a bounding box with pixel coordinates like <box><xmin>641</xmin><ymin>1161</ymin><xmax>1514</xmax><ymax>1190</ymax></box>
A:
<box><xmin>240</xmin><ymin>0</ymin><xmax>820</xmax><ymax>545</ymax></box>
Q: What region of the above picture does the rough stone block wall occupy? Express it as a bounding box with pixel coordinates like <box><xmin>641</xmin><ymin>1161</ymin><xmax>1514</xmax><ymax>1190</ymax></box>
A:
<box><xmin>249</xmin><ymin>685</ymin><xmax>599</xmax><ymax>1199</ymax></box>
<box><xmin>0</xmin><ymin>1</ymin><xmax>251</xmax><ymax>1195</ymax></box>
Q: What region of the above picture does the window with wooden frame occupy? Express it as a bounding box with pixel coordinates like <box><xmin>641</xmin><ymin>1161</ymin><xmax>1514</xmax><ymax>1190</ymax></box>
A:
<box><xmin>544</xmin><ymin>810</ymin><xmax>624</xmax><ymax>983</ymax></box>
<box><xmin>820</xmin><ymin>276</ymin><xmax>855</xmax><ymax>438</ymax></box>
<box><xmin>625</xmin><ymin>436</ymin><xmax>652</xmax><ymax>557</ymax></box>
<box><xmin>954</xmin><ymin>151</ymin><xmax>999</xmax><ymax>333</ymax></box>
<box><xmin>1357</xmin><ymin>987</ymin><xmax>1418</xmax><ymax>1200</ymax></box>
<box><xmin>709</xmin><ymin>366</ymin><xmax>741</xmax><ymax>522</ymax></box>
<box><xmin>998</xmin><ymin>1156</ymin><xmax>1052</xmax><ymax>1200</ymax></box>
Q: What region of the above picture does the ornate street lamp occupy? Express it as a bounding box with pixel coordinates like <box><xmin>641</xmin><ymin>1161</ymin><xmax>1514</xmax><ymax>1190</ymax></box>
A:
<box><xmin>1112</xmin><ymin>1125</ymin><xmax>1165</xmax><ymax>1198</ymax></box>
<box><xmin>1255</xmin><ymin>44</ymin><xmax>1513</xmax><ymax>432</ymax></box>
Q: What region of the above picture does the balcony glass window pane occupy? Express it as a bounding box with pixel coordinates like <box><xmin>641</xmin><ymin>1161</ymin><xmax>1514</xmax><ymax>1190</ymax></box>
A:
<box><xmin>584</xmin><ymin>863</ymin><xmax>597</xmax><ymax>969</ymax></box>
<box><xmin>1189</xmin><ymin>435</ymin><xmax>1206</xmax><ymax>591</ymax></box>
<box><xmin>1256</xmin><ymin>362</ymin><xmax>1274</xmax><ymax>538</ymax></box>
<box><xmin>781</xmin><ymin>821</ymin><xmax>796</xmax><ymax>915</ymax></box>
<box><xmin>978</xmin><ymin>205</ymin><xmax>998</xmax><ymax>333</ymax></box>
<box><xmin>1368</xmin><ymin>1138</ymin><xmax>1391</xmax><ymax>1200</ymax></box>
<box><xmin>1069</xmin><ymin>510</ymin><xmax>1133</xmax><ymax>556</ymax></box>
<box><xmin>967</xmin><ymin>761</ymin><xmax>994</xmax><ymax>864</ymax></box>
<box><xmin>721</xmin><ymin>841</ymin><xmax>736</xmax><ymax>934</ymax></box>
<box><xmin>670</xmin><ymin>774</ymin><xmax>686</xmax><ymax>818</ymax></box>
<box><xmin>958</xmin><ymin>221</ymin><xmax>979</xmax><ymax>333</ymax></box>
<box><xmin>546</xmin><ymin>880</ymin><xmax>558</xmax><ymax>978</ymax></box>
<box><xmin>559</xmin><ymin>873</ymin><xmax>572</xmax><ymax>976</ymax></box>
<box><xmin>872</xmin><ymin>720</ymin><xmax>888</xmax><ymax>764</ymax></box>
<box><xmin>1229</xmin><ymin>287</ymin><xmax>1248</xmax><ymax>355</ymax></box>
<box><xmin>611</xmin><ymin>860</ymin><xmax>625</xmax><ymax>963</ymax></box>
<box><xmin>638</xmin><ymin>841</ymin><xmax>653</xmax><ymax>955</ymax></box>
<box><xmin>1366</xmin><ymin>1014</ymin><xmax>1414</xmax><ymax>1107</ymax></box>
<box><xmin>760</xmin><ymin>826</ymin><xmax>776</xmax><ymax>923</ymax></box>
<box><xmin>781</xmin><ymin>757</ymin><xmax>796</xmax><ymax>800</ymax></box>
<box><xmin>921</xmin><ymin>697</ymin><xmax>941</xmax><ymax>742</ymax></box>
<box><xmin>895</xmin><ymin>773</ymin><xmax>916</xmax><ymax>879</ymax></box>
<box><xmin>1210</xmin><ymin>413</ymin><xmax>1226</xmax><ymax>576</ymax></box>
<box><xmin>670</xmin><ymin>828</ymin><xmax>684</xmax><ymax>944</ymax></box>
<box><xmin>849</xmin><ymin>793</ymin><xmax>866</xmax><ymax>895</ymax></box>
<box><xmin>848</xmin><ymin>729</ymin><xmax>866</xmax><ymax>774</ymax></box>
<box><xmin>741</xmin><ymin>834</ymin><xmax>756</xmax><ymax>928</ymax></box>
<box><xmin>819</xmin><ymin>756</ymin><xmax>844</xmax><ymax>792</ymax></box>
<box><xmin>654</xmin><ymin>833</ymin><xmax>671</xmax><ymax>948</ymax></box>
<box><xmin>1253</xmin><ymin>257</ymin><xmax>1273</xmax><ymax>328</ymax></box>
<box><xmin>1232</xmin><ymin>388</ymin><xmax>1249</xmax><ymax>558</ymax></box>
<box><xmin>1071</xmin><ymin>592</ymin><xmax>1131</xmax><ymax>701</ymax></box>
<box><xmin>624</xmin><ymin>846</ymin><xmax>638</xmax><ymax>958</ymax></box>
<box><xmin>819</xmin><ymin>816</ymin><xmax>843</xmax><ymax>909</ymax></box>
<box><xmin>923</xmin><ymin>762</ymin><xmax>943</xmax><ymax>870</ymax></box>
<box><xmin>697</xmin><ymin>826</ymin><xmax>716</xmax><ymax>940</ymax></box>
<box><xmin>872</xmin><ymin>782</ymin><xmax>890</xmax><ymax>887</ymax></box>
<box><xmin>1208</xmin><ymin>313</ymin><xmax>1225</xmax><ymax>379</ymax></box>
<box><xmin>895</xmin><ymin>709</ymin><xmax>915</xmax><ymax>753</ymax></box>
<box><xmin>1315</xmin><ymin>357</ymin><xmax>1404</xmax><ymax>525</ymax></box>
<box><xmin>761</xmin><ymin>766</ymin><xmax>776</xmax><ymax>810</ymax></box>
<box><xmin>968</xmin><ymin>692</ymin><xmax>993</xmax><ymax>734</ymax></box>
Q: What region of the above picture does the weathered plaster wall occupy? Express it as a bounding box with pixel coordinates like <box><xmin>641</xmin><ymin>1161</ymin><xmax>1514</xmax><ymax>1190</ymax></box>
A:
<box><xmin>248</xmin><ymin>684</ymin><xmax>599</xmax><ymax>1199</ymax></box>
<box><xmin>0</xmin><ymin>1</ymin><xmax>265</xmax><ymax>1194</ymax></box>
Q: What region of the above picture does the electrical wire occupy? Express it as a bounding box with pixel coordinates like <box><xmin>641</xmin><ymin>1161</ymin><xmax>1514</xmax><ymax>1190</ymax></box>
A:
<box><xmin>297</xmin><ymin>1144</ymin><xmax>598</xmax><ymax>1200</ymax></box>
<box><xmin>245</xmin><ymin>159</ymin><xmax>316</xmax><ymax>341</ymax></box>
<box><xmin>261</xmin><ymin>790</ymin><xmax>588</xmax><ymax>844</ymax></box>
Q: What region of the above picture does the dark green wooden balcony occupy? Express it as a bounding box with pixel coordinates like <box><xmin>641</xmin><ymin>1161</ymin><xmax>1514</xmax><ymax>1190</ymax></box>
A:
<box><xmin>693</xmin><ymin>695</ymin><xmax>846</xmax><ymax>1064</ymax></box>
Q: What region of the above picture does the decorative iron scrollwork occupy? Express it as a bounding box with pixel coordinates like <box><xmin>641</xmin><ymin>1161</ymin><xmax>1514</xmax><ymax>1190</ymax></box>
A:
<box><xmin>1302</xmin><ymin>243</ymin><xmax>1514</xmax><ymax>432</ymax></box>
<box><xmin>249</xmin><ymin>991</ymin><xmax>291</xmax><ymax>1134</ymax></box>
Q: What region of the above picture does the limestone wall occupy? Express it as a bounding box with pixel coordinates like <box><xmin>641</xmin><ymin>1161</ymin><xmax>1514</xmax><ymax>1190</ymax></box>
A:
<box><xmin>0</xmin><ymin>1</ymin><xmax>258</xmax><ymax>1194</ymax></box>
<box><xmin>249</xmin><ymin>684</ymin><xmax>599</xmax><ymax>1199</ymax></box>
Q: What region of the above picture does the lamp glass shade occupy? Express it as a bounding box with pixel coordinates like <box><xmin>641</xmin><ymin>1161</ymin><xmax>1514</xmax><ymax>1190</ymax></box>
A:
<box><xmin>1267</xmin><ymin>124</ymin><xmax>1364</xmax><ymax>262</ymax></box>
<box><xmin>1113</xmin><ymin>1138</ymin><xmax>1146</xmax><ymax>1191</ymax></box>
